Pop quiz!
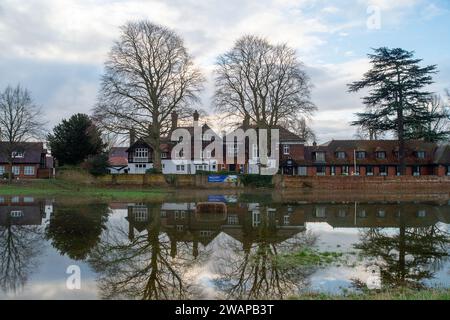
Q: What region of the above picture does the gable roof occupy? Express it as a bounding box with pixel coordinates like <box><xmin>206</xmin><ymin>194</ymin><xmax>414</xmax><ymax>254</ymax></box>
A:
<box><xmin>0</xmin><ymin>142</ymin><xmax>45</xmax><ymax>164</ymax></box>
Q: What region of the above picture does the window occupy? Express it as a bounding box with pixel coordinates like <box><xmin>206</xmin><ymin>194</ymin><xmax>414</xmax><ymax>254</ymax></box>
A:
<box><xmin>341</xmin><ymin>166</ymin><xmax>349</xmax><ymax>176</ymax></box>
<box><xmin>10</xmin><ymin>210</ymin><xmax>24</xmax><ymax>218</ymax></box>
<box><xmin>227</xmin><ymin>215</ymin><xmax>239</xmax><ymax>225</ymax></box>
<box><xmin>24</xmin><ymin>166</ymin><xmax>35</xmax><ymax>176</ymax></box>
<box><xmin>354</xmin><ymin>166</ymin><xmax>361</xmax><ymax>176</ymax></box>
<box><xmin>0</xmin><ymin>166</ymin><xmax>4</xmax><ymax>174</ymax></box>
<box><xmin>133</xmin><ymin>207</ymin><xmax>148</xmax><ymax>222</ymax></box>
<box><xmin>283</xmin><ymin>215</ymin><xmax>290</xmax><ymax>225</ymax></box>
<box><xmin>338</xmin><ymin>209</ymin><xmax>347</xmax><ymax>218</ymax></box>
<box><xmin>379</xmin><ymin>165</ymin><xmax>387</xmax><ymax>176</ymax></box>
<box><xmin>175</xmin><ymin>211</ymin><xmax>186</xmax><ymax>220</ymax></box>
<box><xmin>358</xmin><ymin>210</ymin><xmax>367</xmax><ymax>218</ymax></box>
<box><xmin>377</xmin><ymin>210</ymin><xmax>386</xmax><ymax>218</ymax></box>
<box><xmin>252</xmin><ymin>144</ymin><xmax>258</xmax><ymax>159</ymax></box>
<box><xmin>227</xmin><ymin>145</ymin><xmax>236</xmax><ymax>156</ymax></box>
<box><xmin>416</xmin><ymin>151</ymin><xmax>426</xmax><ymax>159</ymax></box>
<box><xmin>336</xmin><ymin>151</ymin><xmax>346</xmax><ymax>159</ymax></box>
<box><xmin>134</xmin><ymin>148</ymin><xmax>148</xmax><ymax>159</ymax></box>
<box><xmin>177</xmin><ymin>150</ymin><xmax>184</xmax><ymax>159</ymax></box>
<box><xmin>366</xmin><ymin>165</ymin><xmax>374</xmax><ymax>176</ymax></box>
<box><xmin>161</xmin><ymin>152</ymin><xmax>168</xmax><ymax>159</ymax></box>
<box><xmin>176</xmin><ymin>225</ymin><xmax>184</xmax><ymax>232</ymax></box>
<box><xmin>330</xmin><ymin>166</ymin><xmax>336</xmax><ymax>176</ymax></box>
<box><xmin>447</xmin><ymin>166</ymin><xmax>450</xmax><ymax>176</ymax></box>
<box><xmin>11</xmin><ymin>151</ymin><xmax>24</xmax><ymax>158</ymax></box>
<box><xmin>11</xmin><ymin>196</ymin><xmax>19</xmax><ymax>203</ymax></box>
<box><xmin>316</xmin><ymin>166</ymin><xmax>326</xmax><ymax>176</ymax></box>
<box><xmin>206</xmin><ymin>150</ymin><xmax>212</xmax><ymax>159</ymax></box>
<box><xmin>417</xmin><ymin>210</ymin><xmax>426</xmax><ymax>218</ymax></box>
<box><xmin>315</xmin><ymin>207</ymin><xmax>326</xmax><ymax>218</ymax></box>
<box><xmin>356</xmin><ymin>151</ymin><xmax>366</xmax><ymax>159</ymax></box>
<box><xmin>12</xmin><ymin>166</ymin><xmax>20</xmax><ymax>175</ymax></box>
<box><xmin>24</xmin><ymin>197</ymin><xmax>34</xmax><ymax>203</ymax></box>
<box><xmin>283</xmin><ymin>145</ymin><xmax>290</xmax><ymax>155</ymax></box>
<box><xmin>413</xmin><ymin>166</ymin><xmax>421</xmax><ymax>176</ymax></box>
<box><xmin>396</xmin><ymin>166</ymin><xmax>401</xmax><ymax>176</ymax></box>
<box><xmin>200</xmin><ymin>230</ymin><xmax>214</xmax><ymax>237</ymax></box>
<box><xmin>176</xmin><ymin>165</ymin><xmax>185</xmax><ymax>171</ymax></box>
<box><xmin>376</xmin><ymin>151</ymin><xmax>386</xmax><ymax>159</ymax></box>
<box><xmin>314</xmin><ymin>152</ymin><xmax>326</xmax><ymax>162</ymax></box>
<box><xmin>298</xmin><ymin>166</ymin><xmax>307</xmax><ymax>176</ymax></box>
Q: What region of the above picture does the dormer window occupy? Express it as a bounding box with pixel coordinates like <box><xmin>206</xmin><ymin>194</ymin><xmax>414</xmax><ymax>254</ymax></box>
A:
<box><xmin>283</xmin><ymin>145</ymin><xmax>290</xmax><ymax>155</ymax></box>
<box><xmin>356</xmin><ymin>151</ymin><xmax>366</xmax><ymax>159</ymax></box>
<box><xmin>314</xmin><ymin>152</ymin><xmax>326</xmax><ymax>162</ymax></box>
<box><xmin>12</xmin><ymin>151</ymin><xmax>24</xmax><ymax>158</ymax></box>
<box><xmin>416</xmin><ymin>151</ymin><xmax>426</xmax><ymax>159</ymax></box>
<box><xmin>376</xmin><ymin>151</ymin><xmax>386</xmax><ymax>159</ymax></box>
<box><xmin>335</xmin><ymin>151</ymin><xmax>346</xmax><ymax>159</ymax></box>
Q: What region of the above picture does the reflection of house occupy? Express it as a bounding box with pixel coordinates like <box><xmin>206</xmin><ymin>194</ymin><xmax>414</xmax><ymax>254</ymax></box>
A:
<box><xmin>0</xmin><ymin>196</ymin><xmax>46</xmax><ymax>226</ymax></box>
<box><xmin>299</xmin><ymin>202</ymin><xmax>450</xmax><ymax>228</ymax></box>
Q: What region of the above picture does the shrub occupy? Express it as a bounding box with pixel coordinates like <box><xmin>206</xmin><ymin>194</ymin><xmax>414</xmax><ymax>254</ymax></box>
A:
<box><xmin>239</xmin><ymin>174</ymin><xmax>273</xmax><ymax>188</ymax></box>
<box><xmin>2</xmin><ymin>172</ymin><xmax>14</xmax><ymax>180</ymax></box>
<box><xmin>84</xmin><ymin>154</ymin><xmax>110</xmax><ymax>177</ymax></box>
<box><xmin>146</xmin><ymin>168</ymin><xmax>162</xmax><ymax>174</ymax></box>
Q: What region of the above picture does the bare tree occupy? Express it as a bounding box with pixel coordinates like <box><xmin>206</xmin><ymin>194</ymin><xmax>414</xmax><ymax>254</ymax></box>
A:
<box><xmin>354</xmin><ymin>125</ymin><xmax>386</xmax><ymax>140</ymax></box>
<box><xmin>214</xmin><ymin>35</ymin><xmax>315</xmax><ymax>129</ymax></box>
<box><xmin>280</xmin><ymin>117</ymin><xmax>316</xmax><ymax>144</ymax></box>
<box><xmin>94</xmin><ymin>21</ymin><xmax>204</xmax><ymax>170</ymax></box>
<box><xmin>0</xmin><ymin>85</ymin><xmax>46</xmax><ymax>182</ymax></box>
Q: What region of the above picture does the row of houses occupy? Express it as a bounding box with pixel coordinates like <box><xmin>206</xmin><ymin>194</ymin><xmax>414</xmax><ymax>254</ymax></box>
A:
<box><xmin>108</xmin><ymin>111</ymin><xmax>450</xmax><ymax>177</ymax></box>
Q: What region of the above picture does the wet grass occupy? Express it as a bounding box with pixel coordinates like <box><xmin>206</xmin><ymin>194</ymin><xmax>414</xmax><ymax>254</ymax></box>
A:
<box><xmin>290</xmin><ymin>288</ymin><xmax>450</xmax><ymax>300</ymax></box>
<box><xmin>277</xmin><ymin>248</ymin><xmax>343</xmax><ymax>268</ymax></box>
<box><xmin>0</xmin><ymin>179</ymin><xmax>169</xmax><ymax>200</ymax></box>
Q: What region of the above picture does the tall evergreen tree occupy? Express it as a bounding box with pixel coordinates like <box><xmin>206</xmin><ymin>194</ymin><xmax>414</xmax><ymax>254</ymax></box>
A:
<box><xmin>348</xmin><ymin>48</ymin><xmax>437</xmax><ymax>174</ymax></box>
<box><xmin>48</xmin><ymin>113</ymin><xmax>105</xmax><ymax>166</ymax></box>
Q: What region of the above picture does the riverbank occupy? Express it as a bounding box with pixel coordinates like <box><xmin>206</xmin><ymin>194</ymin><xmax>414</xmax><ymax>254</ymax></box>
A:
<box><xmin>0</xmin><ymin>179</ymin><xmax>169</xmax><ymax>200</ymax></box>
<box><xmin>291</xmin><ymin>288</ymin><xmax>450</xmax><ymax>300</ymax></box>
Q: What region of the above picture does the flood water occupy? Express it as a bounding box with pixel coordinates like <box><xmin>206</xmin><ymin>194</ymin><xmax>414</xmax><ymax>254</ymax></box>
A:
<box><xmin>0</xmin><ymin>191</ymin><xmax>449</xmax><ymax>300</ymax></box>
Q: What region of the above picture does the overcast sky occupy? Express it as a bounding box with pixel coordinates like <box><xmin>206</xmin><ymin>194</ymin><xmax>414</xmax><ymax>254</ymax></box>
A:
<box><xmin>0</xmin><ymin>0</ymin><xmax>449</xmax><ymax>143</ymax></box>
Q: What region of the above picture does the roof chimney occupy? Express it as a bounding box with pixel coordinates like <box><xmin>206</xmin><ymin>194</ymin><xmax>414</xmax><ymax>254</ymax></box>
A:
<box><xmin>129</xmin><ymin>128</ymin><xmax>136</xmax><ymax>146</ymax></box>
<box><xmin>193</xmin><ymin>110</ymin><xmax>199</xmax><ymax>122</ymax></box>
<box><xmin>313</xmin><ymin>141</ymin><xmax>317</xmax><ymax>147</ymax></box>
<box><xmin>171</xmin><ymin>111</ymin><xmax>178</xmax><ymax>131</ymax></box>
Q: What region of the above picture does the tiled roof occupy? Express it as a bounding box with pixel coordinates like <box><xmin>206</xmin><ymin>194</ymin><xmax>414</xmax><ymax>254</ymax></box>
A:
<box><xmin>235</xmin><ymin>125</ymin><xmax>304</xmax><ymax>143</ymax></box>
<box><xmin>0</xmin><ymin>142</ymin><xmax>45</xmax><ymax>164</ymax></box>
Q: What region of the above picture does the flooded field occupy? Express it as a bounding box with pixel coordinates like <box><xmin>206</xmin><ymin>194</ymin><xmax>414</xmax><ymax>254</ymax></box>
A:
<box><xmin>0</xmin><ymin>191</ymin><xmax>449</xmax><ymax>300</ymax></box>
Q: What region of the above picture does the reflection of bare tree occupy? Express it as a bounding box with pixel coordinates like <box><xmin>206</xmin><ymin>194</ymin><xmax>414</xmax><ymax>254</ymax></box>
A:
<box><xmin>355</xmin><ymin>224</ymin><xmax>450</xmax><ymax>289</ymax></box>
<box><xmin>89</xmin><ymin>205</ymin><xmax>200</xmax><ymax>300</ymax></box>
<box><xmin>214</xmin><ymin>208</ymin><xmax>317</xmax><ymax>299</ymax></box>
<box><xmin>0</xmin><ymin>224</ymin><xmax>43</xmax><ymax>294</ymax></box>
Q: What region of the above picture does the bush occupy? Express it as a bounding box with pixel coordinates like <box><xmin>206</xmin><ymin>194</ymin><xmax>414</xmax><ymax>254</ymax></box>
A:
<box><xmin>239</xmin><ymin>174</ymin><xmax>273</xmax><ymax>188</ymax></box>
<box><xmin>84</xmin><ymin>154</ymin><xmax>110</xmax><ymax>177</ymax></box>
<box><xmin>2</xmin><ymin>172</ymin><xmax>14</xmax><ymax>180</ymax></box>
<box><xmin>145</xmin><ymin>168</ymin><xmax>161</xmax><ymax>175</ymax></box>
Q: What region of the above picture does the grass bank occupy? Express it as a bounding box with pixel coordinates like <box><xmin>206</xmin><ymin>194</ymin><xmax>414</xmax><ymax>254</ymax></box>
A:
<box><xmin>0</xmin><ymin>179</ymin><xmax>170</xmax><ymax>200</ymax></box>
<box><xmin>290</xmin><ymin>288</ymin><xmax>450</xmax><ymax>300</ymax></box>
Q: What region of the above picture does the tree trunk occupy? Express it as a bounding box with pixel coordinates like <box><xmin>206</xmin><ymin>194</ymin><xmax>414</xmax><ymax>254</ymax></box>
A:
<box><xmin>397</xmin><ymin>100</ymin><xmax>406</xmax><ymax>176</ymax></box>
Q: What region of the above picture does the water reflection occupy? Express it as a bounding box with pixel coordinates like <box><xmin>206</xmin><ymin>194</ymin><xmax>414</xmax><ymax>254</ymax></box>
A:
<box><xmin>45</xmin><ymin>203</ymin><xmax>110</xmax><ymax>260</ymax></box>
<box><xmin>0</xmin><ymin>194</ymin><xmax>449</xmax><ymax>300</ymax></box>
<box><xmin>0</xmin><ymin>196</ymin><xmax>49</xmax><ymax>294</ymax></box>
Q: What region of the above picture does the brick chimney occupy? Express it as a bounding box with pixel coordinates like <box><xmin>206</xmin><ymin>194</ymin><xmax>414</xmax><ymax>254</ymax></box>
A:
<box><xmin>171</xmin><ymin>111</ymin><xmax>178</xmax><ymax>131</ymax></box>
<box><xmin>193</xmin><ymin>110</ymin><xmax>199</xmax><ymax>122</ymax></box>
<box><xmin>129</xmin><ymin>128</ymin><xmax>136</xmax><ymax>146</ymax></box>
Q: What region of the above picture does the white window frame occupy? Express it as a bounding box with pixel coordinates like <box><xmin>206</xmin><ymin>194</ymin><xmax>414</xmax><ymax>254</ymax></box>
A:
<box><xmin>315</xmin><ymin>152</ymin><xmax>325</xmax><ymax>162</ymax></box>
<box><xmin>161</xmin><ymin>152</ymin><xmax>168</xmax><ymax>159</ymax></box>
<box><xmin>252</xmin><ymin>144</ymin><xmax>258</xmax><ymax>159</ymax></box>
<box><xmin>10</xmin><ymin>210</ymin><xmax>24</xmax><ymax>218</ymax></box>
<box><xmin>12</xmin><ymin>166</ymin><xmax>20</xmax><ymax>175</ymax></box>
<box><xmin>134</xmin><ymin>148</ymin><xmax>148</xmax><ymax>158</ymax></box>
<box><xmin>24</xmin><ymin>166</ymin><xmax>35</xmax><ymax>176</ymax></box>
<box><xmin>336</xmin><ymin>151</ymin><xmax>346</xmax><ymax>159</ymax></box>
<box><xmin>0</xmin><ymin>166</ymin><xmax>5</xmax><ymax>174</ymax></box>
<box><xmin>283</xmin><ymin>145</ymin><xmax>290</xmax><ymax>155</ymax></box>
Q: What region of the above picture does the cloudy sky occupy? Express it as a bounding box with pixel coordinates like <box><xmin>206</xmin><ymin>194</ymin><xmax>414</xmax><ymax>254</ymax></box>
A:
<box><xmin>0</xmin><ymin>0</ymin><xmax>449</xmax><ymax>143</ymax></box>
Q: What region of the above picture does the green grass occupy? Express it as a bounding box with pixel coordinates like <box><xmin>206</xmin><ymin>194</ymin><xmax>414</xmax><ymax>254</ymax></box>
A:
<box><xmin>290</xmin><ymin>288</ymin><xmax>450</xmax><ymax>300</ymax></box>
<box><xmin>0</xmin><ymin>179</ymin><xmax>170</xmax><ymax>200</ymax></box>
<box><xmin>277</xmin><ymin>248</ymin><xmax>343</xmax><ymax>268</ymax></box>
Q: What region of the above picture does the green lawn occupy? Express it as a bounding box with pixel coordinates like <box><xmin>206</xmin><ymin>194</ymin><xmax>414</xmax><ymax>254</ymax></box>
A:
<box><xmin>0</xmin><ymin>179</ymin><xmax>169</xmax><ymax>200</ymax></box>
<box><xmin>290</xmin><ymin>288</ymin><xmax>450</xmax><ymax>300</ymax></box>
